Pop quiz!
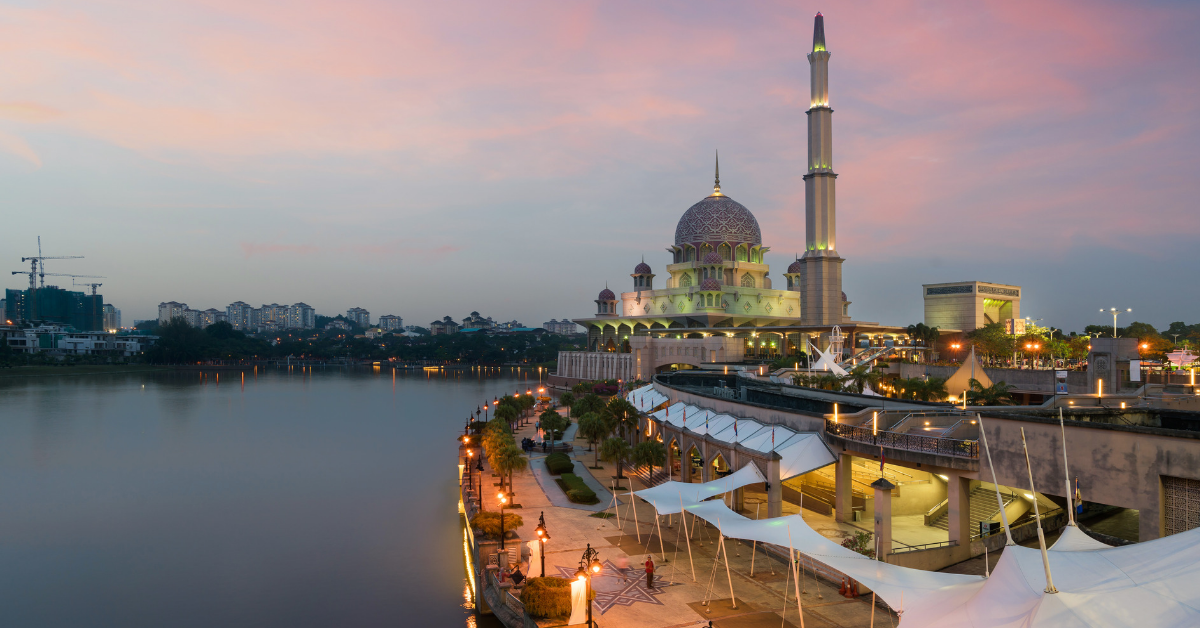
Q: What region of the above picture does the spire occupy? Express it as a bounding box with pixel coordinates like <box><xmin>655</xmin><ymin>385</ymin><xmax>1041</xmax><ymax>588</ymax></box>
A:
<box><xmin>712</xmin><ymin>150</ymin><xmax>723</xmax><ymax>196</ymax></box>
<box><xmin>813</xmin><ymin>12</ymin><xmax>826</xmax><ymax>52</ymax></box>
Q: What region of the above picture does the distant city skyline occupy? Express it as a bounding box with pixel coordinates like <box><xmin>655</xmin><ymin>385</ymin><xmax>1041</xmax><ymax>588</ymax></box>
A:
<box><xmin>2</xmin><ymin>1</ymin><xmax>1198</xmax><ymax>331</ymax></box>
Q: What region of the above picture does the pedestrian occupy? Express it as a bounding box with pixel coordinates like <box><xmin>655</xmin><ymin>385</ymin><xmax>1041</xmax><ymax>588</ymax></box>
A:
<box><xmin>644</xmin><ymin>555</ymin><xmax>655</xmax><ymax>591</ymax></box>
<box><xmin>616</xmin><ymin>555</ymin><xmax>630</xmax><ymax>584</ymax></box>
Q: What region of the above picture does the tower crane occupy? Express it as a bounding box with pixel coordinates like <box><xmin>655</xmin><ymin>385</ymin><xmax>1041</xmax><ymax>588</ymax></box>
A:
<box><xmin>21</xmin><ymin>236</ymin><xmax>84</xmax><ymax>290</ymax></box>
<box><xmin>9</xmin><ymin>271</ymin><xmax>104</xmax><ymax>322</ymax></box>
<box><xmin>72</xmin><ymin>280</ymin><xmax>105</xmax><ymax>296</ymax></box>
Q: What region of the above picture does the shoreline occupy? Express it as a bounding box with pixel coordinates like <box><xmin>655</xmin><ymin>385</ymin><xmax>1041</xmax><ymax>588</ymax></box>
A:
<box><xmin>0</xmin><ymin>365</ymin><xmax>170</xmax><ymax>379</ymax></box>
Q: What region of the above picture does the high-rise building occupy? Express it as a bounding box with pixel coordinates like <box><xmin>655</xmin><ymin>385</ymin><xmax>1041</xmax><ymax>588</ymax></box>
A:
<box><xmin>461</xmin><ymin>311</ymin><xmax>493</xmax><ymax>329</ymax></box>
<box><xmin>103</xmin><ymin>304</ymin><xmax>121</xmax><ymax>330</ymax></box>
<box><xmin>543</xmin><ymin>319</ymin><xmax>580</xmax><ymax>335</ymax></box>
<box><xmin>7</xmin><ymin>287</ymin><xmax>104</xmax><ymax>331</ymax></box>
<box><xmin>289</xmin><ymin>303</ymin><xmax>316</xmax><ymax>329</ymax></box>
<box><xmin>227</xmin><ymin>301</ymin><xmax>254</xmax><ymax>330</ymax></box>
<box><xmin>258</xmin><ymin>304</ymin><xmax>289</xmax><ymax>329</ymax></box>
<box><xmin>378</xmin><ymin>315</ymin><xmax>403</xmax><ymax>331</ymax></box>
<box><xmin>346</xmin><ymin>307</ymin><xmax>370</xmax><ymax>328</ymax></box>
<box><xmin>430</xmin><ymin>316</ymin><xmax>460</xmax><ymax>335</ymax></box>
<box><xmin>158</xmin><ymin>301</ymin><xmax>188</xmax><ymax>324</ymax></box>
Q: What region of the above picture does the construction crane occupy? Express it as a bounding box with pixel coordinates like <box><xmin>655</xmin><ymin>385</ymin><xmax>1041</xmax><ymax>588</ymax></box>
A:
<box><xmin>72</xmin><ymin>280</ymin><xmax>104</xmax><ymax>296</ymax></box>
<box><xmin>21</xmin><ymin>236</ymin><xmax>84</xmax><ymax>291</ymax></box>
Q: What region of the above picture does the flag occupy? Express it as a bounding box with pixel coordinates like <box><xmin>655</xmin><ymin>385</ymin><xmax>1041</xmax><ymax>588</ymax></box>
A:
<box><xmin>880</xmin><ymin>446</ymin><xmax>885</xmax><ymax>473</ymax></box>
<box><xmin>705</xmin><ymin>412</ymin><xmax>709</xmax><ymax>433</ymax></box>
<box><xmin>771</xmin><ymin>426</ymin><xmax>775</xmax><ymax>451</ymax></box>
<box><xmin>734</xmin><ymin>420</ymin><xmax>738</xmax><ymax>440</ymax></box>
<box><xmin>1074</xmin><ymin>477</ymin><xmax>1083</xmax><ymax>515</ymax></box>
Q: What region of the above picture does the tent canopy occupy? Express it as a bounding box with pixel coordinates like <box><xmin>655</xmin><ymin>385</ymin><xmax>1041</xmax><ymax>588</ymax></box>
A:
<box><xmin>945</xmin><ymin>346</ymin><xmax>992</xmax><ymax>394</ymax></box>
<box><xmin>633</xmin><ymin>463</ymin><xmax>766</xmax><ymax>515</ymax></box>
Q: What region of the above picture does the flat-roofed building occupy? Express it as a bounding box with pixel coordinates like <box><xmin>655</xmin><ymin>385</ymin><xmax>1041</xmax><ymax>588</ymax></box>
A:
<box><xmin>923</xmin><ymin>281</ymin><xmax>1021</xmax><ymax>332</ymax></box>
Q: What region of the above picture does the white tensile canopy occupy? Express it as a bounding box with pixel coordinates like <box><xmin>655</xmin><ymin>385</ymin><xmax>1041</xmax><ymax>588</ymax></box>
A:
<box><xmin>627</xmin><ymin>385</ymin><xmax>670</xmax><ymax>412</ymax></box>
<box><xmin>633</xmin><ymin>463</ymin><xmax>767</xmax><ymax>515</ymax></box>
<box><xmin>808</xmin><ymin>345</ymin><xmax>849</xmax><ymax>376</ymax></box>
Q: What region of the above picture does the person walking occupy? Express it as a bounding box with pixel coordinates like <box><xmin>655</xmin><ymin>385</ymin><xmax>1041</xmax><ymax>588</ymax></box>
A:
<box><xmin>644</xmin><ymin>555</ymin><xmax>655</xmax><ymax>591</ymax></box>
<box><xmin>616</xmin><ymin>555</ymin><xmax>630</xmax><ymax>584</ymax></box>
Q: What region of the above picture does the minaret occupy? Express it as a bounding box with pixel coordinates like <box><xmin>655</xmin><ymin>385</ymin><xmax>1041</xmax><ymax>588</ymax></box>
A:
<box><xmin>799</xmin><ymin>12</ymin><xmax>845</xmax><ymax>326</ymax></box>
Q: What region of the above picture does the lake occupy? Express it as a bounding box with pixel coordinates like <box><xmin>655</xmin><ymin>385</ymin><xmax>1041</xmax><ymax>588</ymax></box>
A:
<box><xmin>0</xmin><ymin>366</ymin><xmax>540</xmax><ymax>627</ymax></box>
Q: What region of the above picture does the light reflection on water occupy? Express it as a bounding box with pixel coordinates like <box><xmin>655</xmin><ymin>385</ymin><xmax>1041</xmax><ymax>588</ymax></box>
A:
<box><xmin>0</xmin><ymin>366</ymin><xmax>536</xmax><ymax>627</ymax></box>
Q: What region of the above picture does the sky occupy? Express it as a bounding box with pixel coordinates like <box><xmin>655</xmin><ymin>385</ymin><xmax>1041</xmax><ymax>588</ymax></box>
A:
<box><xmin>2</xmin><ymin>0</ymin><xmax>1198</xmax><ymax>332</ymax></box>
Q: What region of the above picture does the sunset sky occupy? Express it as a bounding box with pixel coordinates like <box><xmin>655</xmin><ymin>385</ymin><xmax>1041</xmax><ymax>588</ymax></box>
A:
<box><xmin>2</xmin><ymin>0</ymin><xmax>1198</xmax><ymax>331</ymax></box>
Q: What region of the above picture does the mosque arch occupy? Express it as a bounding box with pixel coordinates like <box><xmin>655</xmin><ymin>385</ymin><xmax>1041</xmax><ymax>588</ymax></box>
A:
<box><xmin>699</xmin><ymin>243</ymin><xmax>713</xmax><ymax>259</ymax></box>
<box><xmin>718</xmin><ymin>243</ymin><xmax>731</xmax><ymax>260</ymax></box>
<box><xmin>735</xmin><ymin>244</ymin><xmax>748</xmax><ymax>262</ymax></box>
<box><xmin>679</xmin><ymin>272</ymin><xmax>692</xmax><ymax>288</ymax></box>
<box><xmin>684</xmin><ymin>245</ymin><xmax>695</xmax><ymax>262</ymax></box>
<box><xmin>685</xmin><ymin>445</ymin><xmax>703</xmax><ymax>483</ymax></box>
<box><xmin>740</xmin><ymin>273</ymin><xmax>756</xmax><ymax>288</ymax></box>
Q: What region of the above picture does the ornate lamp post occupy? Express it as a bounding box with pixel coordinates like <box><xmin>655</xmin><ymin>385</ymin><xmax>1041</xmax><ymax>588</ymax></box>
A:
<box><xmin>498</xmin><ymin>491</ymin><xmax>510</xmax><ymax>549</ymax></box>
<box><xmin>476</xmin><ymin>458</ymin><xmax>485</xmax><ymax>511</ymax></box>
<box><xmin>534</xmin><ymin>512</ymin><xmax>550</xmax><ymax>577</ymax></box>
<box><xmin>574</xmin><ymin>544</ymin><xmax>602</xmax><ymax>627</ymax></box>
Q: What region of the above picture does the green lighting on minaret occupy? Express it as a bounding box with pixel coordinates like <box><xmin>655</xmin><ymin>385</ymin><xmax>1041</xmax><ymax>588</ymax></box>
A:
<box><xmin>813</xmin><ymin>12</ymin><xmax>826</xmax><ymax>52</ymax></box>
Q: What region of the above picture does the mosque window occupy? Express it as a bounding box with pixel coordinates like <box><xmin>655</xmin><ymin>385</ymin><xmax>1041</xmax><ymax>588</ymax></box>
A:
<box><xmin>700</xmin><ymin>244</ymin><xmax>712</xmax><ymax>259</ymax></box>
<box><xmin>740</xmin><ymin>273</ymin><xmax>756</xmax><ymax>288</ymax></box>
<box><xmin>706</xmin><ymin>294</ymin><xmax>713</xmax><ymax>306</ymax></box>
<box><xmin>736</xmin><ymin>245</ymin><xmax>747</xmax><ymax>262</ymax></box>
<box><xmin>718</xmin><ymin>243</ymin><xmax>731</xmax><ymax>260</ymax></box>
<box><xmin>685</xmin><ymin>247</ymin><xmax>695</xmax><ymax>262</ymax></box>
<box><xmin>680</xmin><ymin>273</ymin><xmax>692</xmax><ymax>288</ymax></box>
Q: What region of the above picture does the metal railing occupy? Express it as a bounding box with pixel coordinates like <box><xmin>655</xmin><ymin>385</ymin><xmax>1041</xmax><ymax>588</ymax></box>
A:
<box><xmin>826</xmin><ymin>419</ymin><xmax>979</xmax><ymax>459</ymax></box>
<box><xmin>891</xmin><ymin>539</ymin><xmax>958</xmax><ymax>555</ymax></box>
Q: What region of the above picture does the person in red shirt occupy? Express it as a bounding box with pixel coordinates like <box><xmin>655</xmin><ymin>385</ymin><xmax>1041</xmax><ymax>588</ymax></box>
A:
<box><xmin>644</xmin><ymin>555</ymin><xmax>655</xmax><ymax>591</ymax></box>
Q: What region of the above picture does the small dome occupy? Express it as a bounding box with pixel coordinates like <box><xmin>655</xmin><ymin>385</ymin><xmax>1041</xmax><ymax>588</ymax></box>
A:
<box><xmin>699</xmin><ymin>278</ymin><xmax>722</xmax><ymax>291</ymax></box>
<box><xmin>634</xmin><ymin>261</ymin><xmax>652</xmax><ymax>274</ymax></box>
<box><xmin>841</xmin><ymin>291</ymin><xmax>848</xmax><ymax>301</ymax></box>
<box><xmin>787</xmin><ymin>259</ymin><xmax>803</xmax><ymax>273</ymax></box>
<box><xmin>598</xmin><ymin>287</ymin><xmax>615</xmax><ymax>301</ymax></box>
<box><xmin>702</xmin><ymin>251</ymin><xmax>724</xmax><ymax>264</ymax></box>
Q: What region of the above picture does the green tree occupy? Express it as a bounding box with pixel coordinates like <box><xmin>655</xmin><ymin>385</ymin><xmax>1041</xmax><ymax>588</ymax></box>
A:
<box><xmin>558</xmin><ymin>392</ymin><xmax>576</xmax><ymax>413</ymax></box>
<box><xmin>842</xmin><ymin>364</ymin><xmax>884</xmax><ymax>394</ymax></box>
<box><xmin>493</xmin><ymin>443</ymin><xmax>529</xmax><ymax>495</ymax></box>
<box><xmin>603</xmin><ymin>397</ymin><xmax>640</xmax><ymax>442</ymax></box>
<box><xmin>572</xmin><ymin>393</ymin><xmax>605</xmax><ymax>418</ymax></box>
<box><xmin>539</xmin><ymin>408</ymin><xmax>570</xmax><ymax>440</ymax></box>
<box><xmin>967</xmin><ymin>378</ymin><xmax>1013</xmax><ymax>406</ymax></box>
<box><xmin>600</xmin><ymin>437</ymin><xmax>633</xmax><ymax>479</ymax></box>
<box><xmin>577</xmin><ymin>412</ymin><xmax>608</xmax><ymax>466</ymax></box>
<box><xmin>495</xmin><ymin>404</ymin><xmax>518</xmax><ymax>431</ymax></box>
<box><xmin>632</xmin><ymin>440</ymin><xmax>667</xmax><ymax>485</ymax></box>
<box><xmin>966</xmin><ymin>322</ymin><xmax>1016</xmax><ymax>364</ymax></box>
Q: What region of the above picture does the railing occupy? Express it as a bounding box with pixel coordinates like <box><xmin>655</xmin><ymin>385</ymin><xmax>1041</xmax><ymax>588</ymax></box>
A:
<box><xmin>891</xmin><ymin>539</ymin><xmax>958</xmax><ymax>555</ymax></box>
<box><xmin>826</xmin><ymin>419</ymin><xmax>979</xmax><ymax>459</ymax></box>
<box><xmin>924</xmin><ymin>499</ymin><xmax>949</xmax><ymax>526</ymax></box>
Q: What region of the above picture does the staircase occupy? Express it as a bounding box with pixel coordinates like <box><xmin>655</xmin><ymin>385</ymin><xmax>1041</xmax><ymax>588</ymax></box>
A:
<box><xmin>928</xmin><ymin>487</ymin><xmax>1011</xmax><ymax>538</ymax></box>
<box><xmin>838</xmin><ymin>346</ymin><xmax>894</xmax><ymax>370</ymax></box>
<box><xmin>629</xmin><ymin>464</ymin><xmax>671</xmax><ymax>488</ymax></box>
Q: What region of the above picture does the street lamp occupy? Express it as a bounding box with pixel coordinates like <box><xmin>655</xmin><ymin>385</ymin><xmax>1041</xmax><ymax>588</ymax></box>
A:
<box><xmin>534</xmin><ymin>512</ymin><xmax>550</xmax><ymax>577</ymax></box>
<box><xmin>575</xmin><ymin>544</ymin><xmax>602</xmax><ymax>627</ymax></box>
<box><xmin>498</xmin><ymin>491</ymin><xmax>513</xmax><ymax>549</ymax></box>
<box><xmin>476</xmin><ymin>458</ymin><xmax>485</xmax><ymax>510</ymax></box>
<box><xmin>1101</xmin><ymin>308</ymin><xmax>1131</xmax><ymax>338</ymax></box>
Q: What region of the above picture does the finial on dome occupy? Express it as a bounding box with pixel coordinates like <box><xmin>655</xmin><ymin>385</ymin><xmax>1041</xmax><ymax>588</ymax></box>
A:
<box><xmin>712</xmin><ymin>150</ymin><xmax>723</xmax><ymax>196</ymax></box>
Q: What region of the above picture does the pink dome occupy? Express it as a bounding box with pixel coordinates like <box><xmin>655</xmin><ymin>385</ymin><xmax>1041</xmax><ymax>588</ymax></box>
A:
<box><xmin>842</xmin><ymin>291</ymin><xmax>848</xmax><ymax>301</ymax></box>
<box><xmin>598</xmin><ymin>287</ymin><xmax>615</xmax><ymax>300</ymax></box>
<box><xmin>699</xmin><ymin>278</ymin><xmax>722</xmax><ymax>291</ymax></box>
<box><xmin>675</xmin><ymin>195</ymin><xmax>762</xmax><ymax>248</ymax></box>
<box><xmin>634</xmin><ymin>261</ymin><xmax>652</xmax><ymax>274</ymax></box>
<box><xmin>702</xmin><ymin>251</ymin><xmax>724</xmax><ymax>264</ymax></box>
<box><xmin>787</xmin><ymin>259</ymin><xmax>803</xmax><ymax>273</ymax></box>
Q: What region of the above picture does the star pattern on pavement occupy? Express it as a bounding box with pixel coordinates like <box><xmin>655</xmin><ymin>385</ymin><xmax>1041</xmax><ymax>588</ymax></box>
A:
<box><xmin>555</xmin><ymin>559</ymin><xmax>681</xmax><ymax>615</ymax></box>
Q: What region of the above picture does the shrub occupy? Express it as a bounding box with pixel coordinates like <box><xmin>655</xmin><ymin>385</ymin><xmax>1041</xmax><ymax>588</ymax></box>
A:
<box><xmin>555</xmin><ymin>473</ymin><xmax>598</xmax><ymax>504</ymax></box>
<box><xmin>470</xmin><ymin>511</ymin><xmax>524</xmax><ymax>539</ymax></box>
<box><xmin>520</xmin><ymin>577</ymin><xmax>573</xmax><ymax>618</ymax></box>
<box><xmin>545</xmin><ymin>452</ymin><xmax>575</xmax><ymax>475</ymax></box>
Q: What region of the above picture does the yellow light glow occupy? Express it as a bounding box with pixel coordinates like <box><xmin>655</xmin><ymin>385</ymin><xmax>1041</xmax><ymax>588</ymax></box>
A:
<box><xmin>833</xmin><ymin>403</ymin><xmax>838</xmax><ymax>423</ymax></box>
<box><xmin>872</xmin><ymin>411</ymin><xmax>878</xmax><ymax>436</ymax></box>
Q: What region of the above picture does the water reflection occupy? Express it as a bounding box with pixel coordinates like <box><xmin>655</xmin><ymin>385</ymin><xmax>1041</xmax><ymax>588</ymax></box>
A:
<box><xmin>0</xmin><ymin>366</ymin><xmax>529</xmax><ymax>627</ymax></box>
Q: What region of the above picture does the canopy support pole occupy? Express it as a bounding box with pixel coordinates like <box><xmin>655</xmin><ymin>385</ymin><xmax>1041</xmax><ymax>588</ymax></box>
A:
<box><xmin>1059</xmin><ymin>407</ymin><xmax>1076</xmax><ymax>527</ymax></box>
<box><xmin>977</xmin><ymin>414</ymin><xmax>1015</xmax><ymax>546</ymax></box>
<box><xmin>680</xmin><ymin>491</ymin><xmax>695</xmax><ymax>581</ymax></box>
<box><xmin>1021</xmin><ymin>427</ymin><xmax>1058</xmax><ymax>594</ymax></box>
<box><xmin>786</xmin><ymin>524</ymin><xmax>804</xmax><ymax>628</ymax></box>
<box><xmin>652</xmin><ymin>501</ymin><xmax>667</xmax><ymax>563</ymax></box>
<box><xmin>750</xmin><ymin>502</ymin><xmax>760</xmax><ymax>577</ymax></box>
<box><xmin>630</xmin><ymin>485</ymin><xmax>641</xmax><ymax>544</ymax></box>
<box><xmin>719</xmin><ymin>533</ymin><xmax>737</xmax><ymax>610</ymax></box>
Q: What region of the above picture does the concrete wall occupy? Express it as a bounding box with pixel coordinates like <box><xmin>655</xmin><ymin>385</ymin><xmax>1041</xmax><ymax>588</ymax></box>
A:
<box><xmin>902</xmin><ymin>363</ymin><xmax>1089</xmax><ymax>394</ymax></box>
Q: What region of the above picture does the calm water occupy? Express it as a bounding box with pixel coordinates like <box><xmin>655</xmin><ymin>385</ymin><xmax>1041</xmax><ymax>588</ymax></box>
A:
<box><xmin>0</xmin><ymin>366</ymin><xmax>536</xmax><ymax>627</ymax></box>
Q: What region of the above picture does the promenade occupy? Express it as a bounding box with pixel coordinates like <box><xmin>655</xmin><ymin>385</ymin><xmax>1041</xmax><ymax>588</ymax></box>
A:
<box><xmin>469</xmin><ymin>407</ymin><xmax>897</xmax><ymax>628</ymax></box>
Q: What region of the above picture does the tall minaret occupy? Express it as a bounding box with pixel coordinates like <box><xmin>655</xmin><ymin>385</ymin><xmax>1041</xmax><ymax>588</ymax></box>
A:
<box><xmin>799</xmin><ymin>12</ymin><xmax>845</xmax><ymax>326</ymax></box>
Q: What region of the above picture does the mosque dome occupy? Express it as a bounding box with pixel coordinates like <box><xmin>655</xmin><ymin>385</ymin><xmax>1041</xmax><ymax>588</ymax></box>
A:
<box><xmin>787</xmin><ymin>259</ymin><xmax>803</xmax><ymax>273</ymax></box>
<box><xmin>702</xmin><ymin>252</ymin><xmax>724</xmax><ymax>265</ymax></box>
<box><xmin>598</xmin><ymin>287</ymin><xmax>615</xmax><ymax>301</ymax></box>
<box><xmin>842</xmin><ymin>291</ymin><xmax>848</xmax><ymax>301</ymax></box>
<box><xmin>634</xmin><ymin>261</ymin><xmax>652</xmax><ymax>274</ymax></box>
<box><xmin>699</xmin><ymin>278</ymin><xmax>723</xmax><ymax>291</ymax></box>
<box><xmin>674</xmin><ymin>194</ymin><xmax>762</xmax><ymax>248</ymax></box>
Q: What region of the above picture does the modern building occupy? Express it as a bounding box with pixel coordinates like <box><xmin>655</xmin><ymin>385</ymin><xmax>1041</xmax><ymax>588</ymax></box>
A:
<box><xmin>325</xmin><ymin>319</ymin><xmax>350</xmax><ymax>331</ymax></box>
<box><xmin>543</xmin><ymin>319</ymin><xmax>581</xmax><ymax>335</ymax></box>
<box><xmin>2</xmin><ymin>324</ymin><xmax>156</xmax><ymax>356</ymax></box>
<box><xmin>346</xmin><ymin>307</ymin><xmax>370</xmax><ymax>328</ymax></box>
<box><xmin>6</xmin><ymin>287</ymin><xmax>104</xmax><ymax>331</ymax></box>
<box><xmin>158</xmin><ymin>301</ymin><xmax>188</xmax><ymax>324</ymax></box>
<box><xmin>923</xmin><ymin>281</ymin><xmax>1021</xmax><ymax>332</ymax></box>
<box><xmin>226</xmin><ymin>301</ymin><xmax>253</xmax><ymax>329</ymax></box>
<box><xmin>430</xmin><ymin>316</ymin><xmax>460</xmax><ymax>335</ymax></box>
<box><xmin>378</xmin><ymin>315</ymin><xmax>404</xmax><ymax>331</ymax></box>
<box><xmin>102</xmin><ymin>304</ymin><xmax>121</xmax><ymax>330</ymax></box>
<box><xmin>461</xmin><ymin>311</ymin><xmax>493</xmax><ymax>329</ymax></box>
<box><xmin>288</xmin><ymin>303</ymin><xmax>316</xmax><ymax>329</ymax></box>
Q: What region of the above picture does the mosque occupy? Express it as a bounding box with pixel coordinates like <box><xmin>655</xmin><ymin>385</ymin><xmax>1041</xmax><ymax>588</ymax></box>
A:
<box><xmin>561</xmin><ymin>14</ymin><xmax>924</xmax><ymax>384</ymax></box>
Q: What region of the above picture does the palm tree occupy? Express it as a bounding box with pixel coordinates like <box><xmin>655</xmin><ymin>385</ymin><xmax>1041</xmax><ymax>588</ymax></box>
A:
<box><xmin>600</xmin><ymin>437</ymin><xmax>633</xmax><ymax>479</ymax></box>
<box><xmin>843</xmin><ymin>364</ymin><xmax>883</xmax><ymax>394</ymax></box>
<box><xmin>577</xmin><ymin>412</ymin><xmax>608</xmax><ymax>466</ymax></box>
<box><xmin>967</xmin><ymin>378</ymin><xmax>1013</xmax><ymax>406</ymax></box>
<box><xmin>632</xmin><ymin>440</ymin><xmax>667</xmax><ymax>486</ymax></box>
<box><xmin>493</xmin><ymin>443</ymin><xmax>529</xmax><ymax>494</ymax></box>
<box><xmin>813</xmin><ymin>373</ymin><xmax>844</xmax><ymax>391</ymax></box>
<box><xmin>495</xmin><ymin>404</ymin><xmax>518</xmax><ymax>431</ymax></box>
<box><xmin>604</xmin><ymin>397</ymin><xmax>640</xmax><ymax>442</ymax></box>
<box><xmin>558</xmin><ymin>392</ymin><xmax>576</xmax><ymax>414</ymax></box>
<box><xmin>573</xmin><ymin>393</ymin><xmax>605</xmax><ymax>418</ymax></box>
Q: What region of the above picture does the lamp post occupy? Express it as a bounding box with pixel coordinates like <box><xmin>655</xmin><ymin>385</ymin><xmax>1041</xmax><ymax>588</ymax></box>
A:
<box><xmin>498</xmin><ymin>491</ymin><xmax>512</xmax><ymax>549</ymax></box>
<box><xmin>534</xmin><ymin>512</ymin><xmax>550</xmax><ymax>577</ymax></box>
<box><xmin>476</xmin><ymin>458</ymin><xmax>485</xmax><ymax>511</ymax></box>
<box><xmin>575</xmin><ymin>544</ymin><xmax>602</xmax><ymax>627</ymax></box>
<box><xmin>1101</xmin><ymin>308</ymin><xmax>1131</xmax><ymax>338</ymax></box>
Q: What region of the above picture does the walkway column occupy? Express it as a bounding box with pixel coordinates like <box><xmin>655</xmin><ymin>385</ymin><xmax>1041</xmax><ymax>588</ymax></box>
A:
<box><xmin>767</xmin><ymin>456</ymin><xmax>783</xmax><ymax>518</ymax></box>
<box><xmin>834</xmin><ymin>453</ymin><xmax>853</xmax><ymax>523</ymax></box>
<box><xmin>681</xmin><ymin>441</ymin><xmax>693</xmax><ymax>483</ymax></box>
<box><xmin>870</xmin><ymin>478</ymin><xmax>896</xmax><ymax>561</ymax></box>
<box><xmin>947</xmin><ymin>473</ymin><xmax>972</xmax><ymax>549</ymax></box>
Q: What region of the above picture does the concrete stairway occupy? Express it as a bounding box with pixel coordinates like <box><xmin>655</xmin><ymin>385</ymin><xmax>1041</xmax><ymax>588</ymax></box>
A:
<box><xmin>928</xmin><ymin>487</ymin><xmax>1006</xmax><ymax>537</ymax></box>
